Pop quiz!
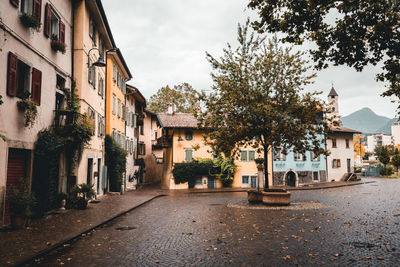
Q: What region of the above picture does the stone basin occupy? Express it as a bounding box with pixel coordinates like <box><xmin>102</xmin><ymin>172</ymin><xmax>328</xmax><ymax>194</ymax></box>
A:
<box><xmin>248</xmin><ymin>189</ymin><xmax>291</xmax><ymax>206</ymax></box>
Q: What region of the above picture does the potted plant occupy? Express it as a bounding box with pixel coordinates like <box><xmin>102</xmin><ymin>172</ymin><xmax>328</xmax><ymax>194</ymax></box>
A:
<box><xmin>254</xmin><ymin>158</ymin><xmax>265</xmax><ymax>169</ymax></box>
<box><xmin>50</xmin><ymin>34</ymin><xmax>66</xmax><ymax>54</ymax></box>
<box><xmin>17</xmin><ymin>98</ymin><xmax>38</xmax><ymax>128</ymax></box>
<box><xmin>69</xmin><ymin>184</ymin><xmax>95</xmax><ymax>210</ymax></box>
<box><xmin>7</xmin><ymin>181</ymin><xmax>36</xmax><ymax>229</ymax></box>
<box><xmin>19</xmin><ymin>13</ymin><xmax>40</xmax><ymax>29</ymax></box>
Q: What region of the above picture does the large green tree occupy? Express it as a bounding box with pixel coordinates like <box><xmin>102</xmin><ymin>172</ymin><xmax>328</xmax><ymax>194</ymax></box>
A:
<box><xmin>197</xmin><ymin>20</ymin><xmax>329</xmax><ymax>189</ymax></box>
<box><xmin>148</xmin><ymin>83</ymin><xmax>199</xmax><ymax>113</ymax></box>
<box><xmin>248</xmin><ymin>0</ymin><xmax>400</xmax><ymax>109</ymax></box>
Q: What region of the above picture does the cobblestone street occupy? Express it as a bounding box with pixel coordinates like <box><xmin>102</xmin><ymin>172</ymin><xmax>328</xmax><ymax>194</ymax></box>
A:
<box><xmin>28</xmin><ymin>178</ymin><xmax>400</xmax><ymax>266</ymax></box>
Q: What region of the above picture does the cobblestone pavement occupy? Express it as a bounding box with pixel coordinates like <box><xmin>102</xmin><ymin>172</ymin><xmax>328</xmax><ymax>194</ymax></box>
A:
<box><xmin>28</xmin><ymin>178</ymin><xmax>400</xmax><ymax>266</ymax></box>
<box><xmin>0</xmin><ymin>189</ymin><xmax>163</xmax><ymax>266</ymax></box>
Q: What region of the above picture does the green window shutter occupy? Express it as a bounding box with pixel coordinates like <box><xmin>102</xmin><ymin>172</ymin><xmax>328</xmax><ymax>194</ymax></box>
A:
<box><xmin>248</xmin><ymin>151</ymin><xmax>255</xmax><ymax>161</ymax></box>
<box><xmin>240</xmin><ymin>151</ymin><xmax>247</xmax><ymax>161</ymax></box>
<box><xmin>185</xmin><ymin>149</ymin><xmax>193</xmax><ymax>162</ymax></box>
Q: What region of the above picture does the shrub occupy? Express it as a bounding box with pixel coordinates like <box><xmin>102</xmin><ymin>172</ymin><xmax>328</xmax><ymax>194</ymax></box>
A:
<box><xmin>19</xmin><ymin>13</ymin><xmax>40</xmax><ymax>29</ymax></box>
<box><xmin>17</xmin><ymin>99</ymin><xmax>38</xmax><ymax>128</ymax></box>
<box><xmin>105</xmin><ymin>135</ymin><xmax>127</xmax><ymax>192</ymax></box>
<box><xmin>379</xmin><ymin>165</ymin><xmax>394</xmax><ymax>176</ymax></box>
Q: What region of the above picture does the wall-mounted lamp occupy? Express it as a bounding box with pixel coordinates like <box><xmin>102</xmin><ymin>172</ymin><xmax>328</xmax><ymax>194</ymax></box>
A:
<box><xmin>178</xmin><ymin>136</ymin><xmax>183</xmax><ymax>141</ymax></box>
<box><xmin>87</xmin><ymin>47</ymin><xmax>106</xmax><ymax>68</ymax></box>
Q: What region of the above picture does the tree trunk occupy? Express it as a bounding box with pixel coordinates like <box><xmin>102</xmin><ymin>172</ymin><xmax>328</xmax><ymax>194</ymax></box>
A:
<box><xmin>264</xmin><ymin>145</ymin><xmax>269</xmax><ymax>190</ymax></box>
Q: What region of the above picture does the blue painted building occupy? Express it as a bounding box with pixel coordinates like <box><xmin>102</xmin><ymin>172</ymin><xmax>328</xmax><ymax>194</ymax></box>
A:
<box><xmin>272</xmin><ymin>145</ymin><xmax>327</xmax><ymax>186</ymax></box>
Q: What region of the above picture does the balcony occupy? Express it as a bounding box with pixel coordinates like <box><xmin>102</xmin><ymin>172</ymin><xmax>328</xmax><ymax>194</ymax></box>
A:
<box><xmin>152</xmin><ymin>136</ymin><xmax>172</xmax><ymax>149</ymax></box>
<box><xmin>53</xmin><ymin>110</ymin><xmax>79</xmax><ymax>127</ymax></box>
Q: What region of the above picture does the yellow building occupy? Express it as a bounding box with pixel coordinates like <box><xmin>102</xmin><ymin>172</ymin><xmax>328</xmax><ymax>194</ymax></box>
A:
<box><xmin>156</xmin><ymin>108</ymin><xmax>273</xmax><ymax>189</ymax></box>
<box><xmin>106</xmin><ymin>49</ymin><xmax>132</xmax><ymax>144</ymax></box>
<box><xmin>73</xmin><ymin>0</ymin><xmax>115</xmax><ymax>195</ymax></box>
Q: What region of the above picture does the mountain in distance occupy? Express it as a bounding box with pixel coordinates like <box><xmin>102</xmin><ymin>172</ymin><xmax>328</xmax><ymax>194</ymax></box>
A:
<box><xmin>341</xmin><ymin>107</ymin><xmax>396</xmax><ymax>135</ymax></box>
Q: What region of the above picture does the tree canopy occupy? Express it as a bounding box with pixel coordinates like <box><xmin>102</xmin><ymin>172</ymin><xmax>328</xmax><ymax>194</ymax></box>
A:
<box><xmin>197</xmin><ymin>20</ymin><xmax>329</xmax><ymax>188</ymax></box>
<box><xmin>248</xmin><ymin>0</ymin><xmax>400</xmax><ymax>109</ymax></box>
<box><xmin>147</xmin><ymin>83</ymin><xmax>199</xmax><ymax>113</ymax></box>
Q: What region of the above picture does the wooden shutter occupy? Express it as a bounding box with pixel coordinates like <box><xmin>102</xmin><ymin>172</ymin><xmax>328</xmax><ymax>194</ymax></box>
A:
<box><xmin>59</xmin><ymin>21</ymin><xmax>65</xmax><ymax>43</ymax></box>
<box><xmin>44</xmin><ymin>3</ymin><xmax>51</xmax><ymax>37</ymax></box>
<box><xmin>7</xmin><ymin>52</ymin><xmax>18</xmax><ymax>97</ymax></box>
<box><xmin>33</xmin><ymin>0</ymin><xmax>42</xmax><ymax>22</ymax></box>
<box><xmin>31</xmin><ymin>68</ymin><xmax>42</xmax><ymax>105</ymax></box>
<box><xmin>10</xmin><ymin>0</ymin><xmax>19</xmax><ymax>7</ymax></box>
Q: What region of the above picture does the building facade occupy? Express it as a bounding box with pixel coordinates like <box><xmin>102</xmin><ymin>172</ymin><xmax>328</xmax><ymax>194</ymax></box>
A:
<box><xmin>0</xmin><ymin>0</ymin><xmax>73</xmax><ymax>225</ymax></box>
<box><xmin>73</xmin><ymin>0</ymin><xmax>115</xmax><ymax>195</ymax></box>
<box><xmin>272</xmin><ymin>147</ymin><xmax>327</xmax><ymax>186</ymax></box>
<box><xmin>366</xmin><ymin>133</ymin><xmax>393</xmax><ymax>153</ymax></box>
<box><xmin>156</xmin><ymin>108</ymin><xmax>273</xmax><ymax>189</ymax></box>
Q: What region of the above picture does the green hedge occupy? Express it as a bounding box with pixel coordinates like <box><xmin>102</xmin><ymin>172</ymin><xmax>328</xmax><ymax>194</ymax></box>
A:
<box><xmin>172</xmin><ymin>157</ymin><xmax>236</xmax><ymax>188</ymax></box>
<box><xmin>105</xmin><ymin>135</ymin><xmax>127</xmax><ymax>192</ymax></box>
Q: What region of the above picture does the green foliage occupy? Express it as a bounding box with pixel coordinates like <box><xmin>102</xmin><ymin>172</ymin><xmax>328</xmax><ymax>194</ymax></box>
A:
<box><xmin>17</xmin><ymin>99</ymin><xmax>38</xmax><ymax>128</ymax></box>
<box><xmin>248</xmin><ymin>0</ymin><xmax>400</xmax><ymax>111</ymax></box>
<box><xmin>172</xmin><ymin>157</ymin><xmax>236</xmax><ymax>188</ymax></box>
<box><xmin>51</xmin><ymin>39</ymin><xmax>66</xmax><ymax>54</ymax></box>
<box><xmin>148</xmin><ymin>83</ymin><xmax>199</xmax><ymax>113</ymax></box>
<box><xmin>7</xmin><ymin>179</ymin><xmax>36</xmax><ymax>217</ymax></box>
<box><xmin>392</xmin><ymin>149</ymin><xmax>400</xmax><ymax>172</ymax></box>
<box><xmin>105</xmin><ymin>135</ymin><xmax>127</xmax><ymax>192</ymax></box>
<box><xmin>380</xmin><ymin>165</ymin><xmax>394</xmax><ymax>176</ymax></box>
<box><xmin>61</xmin><ymin>87</ymin><xmax>80</xmax><ymax>112</ymax></box>
<box><xmin>67</xmin><ymin>184</ymin><xmax>96</xmax><ymax>209</ymax></box>
<box><xmin>209</xmin><ymin>156</ymin><xmax>237</xmax><ymax>187</ymax></box>
<box><xmin>19</xmin><ymin>13</ymin><xmax>40</xmax><ymax>29</ymax></box>
<box><xmin>377</xmin><ymin>146</ymin><xmax>391</xmax><ymax>166</ymax></box>
<box><xmin>254</xmin><ymin>158</ymin><xmax>264</xmax><ymax>165</ymax></box>
<box><xmin>197</xmin><ymin>21</ymin><xmax>329</xmax><ymax>186</ymax></box>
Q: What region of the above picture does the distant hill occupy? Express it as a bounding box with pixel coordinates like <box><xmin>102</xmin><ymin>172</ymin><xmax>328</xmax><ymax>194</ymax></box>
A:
<box><xmin>341</xmin><ymin>107</ymin><xmax>395</xmax><ymax>134</ymax></box>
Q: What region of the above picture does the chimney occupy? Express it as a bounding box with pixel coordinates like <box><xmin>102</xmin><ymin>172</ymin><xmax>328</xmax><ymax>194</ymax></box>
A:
<box><xmin>167</xmin><ymin>103</ymin><xmax>176</xmax><ymax>115</ymax></box>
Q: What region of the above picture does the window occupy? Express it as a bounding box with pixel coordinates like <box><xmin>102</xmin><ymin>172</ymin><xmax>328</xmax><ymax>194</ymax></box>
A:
<box><xmin>242</xmin><ymin>175</ymin><xmax>249</xmax><ymax>184</ymax></box>
<box><xmin>7</xmin><ymin>52</ymin><xmax>42</xmax><ymax>105</ymax></box>
<box><xmin>19</xmin><ymin>0</ymin><xmax>41</xmax><ymax>24</ymax></box>
<box><xmin>122</xmin><ymin>104</ymin><xmax>126</xmax><ymax>121</ymax></box>
<box><xmin>99</xmin><ymin>38</ymin><xmax>104</xmax><ymax>60</ymax></box>
<box><xmin>112</xmin><ymin>94</ymin><xmax>116</xmax><ymax>115</ymax></box>
<box><xmin>44</xmin><ymin>4</ymin><xmax>64</xmax><ymax>43</ymax></box>
<box><xmin>240</xmin><ymin>150</ymin><xmax>255</xmax><ymax>161</ymax></box>
<box><xmin>184</xmin><ymin>149</ymin><xmax>194</xmax><ymax>162</ymax></box>
<box><xmin>88</xmin><ymin>58</ymin><xmax>96</xmax><ymax>87</ymax></box>
<box><xmin>185</xmin><ymin>131</ymin><xmax>193</xmax><ymax>140</ymax></box>
<box><xmin>98</xmin><ymin>76</ymin><xmax>104</xmax><ymax>98</ymax></box>
<box><xmin>88</xmin><ymin>107</ymin><xmax>96</xmax><ymax>132</ymax></box>
<box><xmin>138</xmin><ymin>142</ymin><xmax>146</xmax><ymax>155</ymax></box>
<box><xmin>312</xmin><ymin>171</ymin><xmax>319</xmax><ymax>181</ymax></box>
<box><xmin>346</xmin><ymin>139</ymin><xmax>350</xmax><ymax>149</ymax></box>
<box><xmin>140</xmin><ymin>125</ymin><xmax>144</xmax><ymax>135</ymax></box>
<box><xmin>117</xmin><ymin>99</ymin><xmax>121</xmax><ymax>118</ymax></box>
<box><xmin>311</xmin><ymin>151</ymin><xmax>320</xmax><ymax>162</ymax></box>
<box><xmin>89</xmin><ymin>17</ymin><xmax>96</xmax><ymax>45</ymax></box>
<box><xmin>113</xmin><ymin>65</ymin><xmax>117</xmax><ymax>82</ymax></box>
<box><xmin>20</xmin><ymin>0</ymin><xmax>33</xmax><ymax>15</ymax></box>
<box><xmin>294</xmin><ymin>152</ymin><xmax>305</xmax><ymax>161</ymax></box>
<box><xmin>274</xmin><ymin>148</ymin><xmax>286</xmax><ymax>161</ymax></box>
<box><xmin>332</xmin><ymin>159</ymin><xmax>341</xmax><ymax>168</ymax></box>
<box><xmin>332</xmin><ymin>138</ymin><xmax>337</xmax><ymax>148</ymax></box>
<box><xmin>154</xmin><ymin>130</ymin><xmax>158</xmax><ymax>140</ymax></box>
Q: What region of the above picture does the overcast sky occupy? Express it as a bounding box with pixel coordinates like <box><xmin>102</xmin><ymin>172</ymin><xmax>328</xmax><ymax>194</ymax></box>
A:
<box><xmin>102</xmin><ymin>0</ymin><xmax>398</xmax><ymax>118</ymax></box>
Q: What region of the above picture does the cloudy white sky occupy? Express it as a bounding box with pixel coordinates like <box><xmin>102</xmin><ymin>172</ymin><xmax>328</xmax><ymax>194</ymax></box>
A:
<box><xmin>102</xmin><ymin>0</ymin><xmax>398</xmax><ymax>118</ymax></box>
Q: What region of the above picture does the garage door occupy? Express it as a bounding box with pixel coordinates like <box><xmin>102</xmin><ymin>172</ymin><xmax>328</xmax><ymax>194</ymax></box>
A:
<box><xmin>4</xmin><ymin>149</ymin><xmax>28</xmax><ymax>225</ymax></box>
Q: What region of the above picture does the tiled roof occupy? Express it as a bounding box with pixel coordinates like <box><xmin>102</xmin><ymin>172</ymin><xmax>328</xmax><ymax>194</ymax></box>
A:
<box><xmin>157</xmin><ymin>113</ymin><xmax>200</xmax><ymax>128</ymax></box>
<box><xmin>330</xmin><ymin>126</ymin><xmax>360</xmax><ymax>134</ymax></box>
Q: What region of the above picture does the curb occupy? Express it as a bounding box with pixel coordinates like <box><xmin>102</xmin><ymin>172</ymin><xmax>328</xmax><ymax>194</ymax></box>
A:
<box><xmin>14</xmin><ymin>194</ymin><xmax>166</xmax><ymax>267</ymax></box>
<box><xmin>186</xmin><ymin>181</ymin><xmax>375</xmax><ymax>194</ymax></box>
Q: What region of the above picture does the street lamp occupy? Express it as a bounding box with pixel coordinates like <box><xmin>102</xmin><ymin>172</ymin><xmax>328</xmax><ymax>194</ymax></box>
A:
<box><xmin>87</xmin><ymin>47</ymin><xmax>106</xmax><ymax>68</ymax></box>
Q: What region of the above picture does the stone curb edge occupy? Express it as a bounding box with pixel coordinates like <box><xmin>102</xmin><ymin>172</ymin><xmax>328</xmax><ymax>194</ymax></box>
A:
<box><xmin>13</xmin><ymin>194</ymin><xmax>166</xmax><ymax>267</ymax></box>
<box><xmin>186</xmin><ymin>181</ymin><xmax>375</xmax><ymax>194</ymax></box>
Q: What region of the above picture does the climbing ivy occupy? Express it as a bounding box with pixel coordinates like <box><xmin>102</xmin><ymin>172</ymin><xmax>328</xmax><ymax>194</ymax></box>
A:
<box><xmin>105</xmin><ymin>135</ymin><xmax>127</xmax><ymax>192</ymax></box>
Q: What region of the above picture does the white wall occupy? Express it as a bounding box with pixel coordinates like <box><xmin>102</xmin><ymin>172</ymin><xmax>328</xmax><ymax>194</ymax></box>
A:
<box><xmin>327</xmin><ymin>132</ymin><xmax>355</xmax><ymax>181</ymax></box>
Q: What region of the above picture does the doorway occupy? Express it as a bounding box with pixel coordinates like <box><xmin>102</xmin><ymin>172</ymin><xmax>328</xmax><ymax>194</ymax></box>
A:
<box><xmin>347</xmin><ymin>158</ymin><xmax>351</xmax><ymax>173</ymax></box>
<box><xmin>285</xmin><ymin>171</ymin><xmax>296</xmax><ymax>187</ymax></box>
<box><xmin>87</xmin><ymin>158</ymin><xmax>93</xmax><ymax>185</ymax></box>
<box><xmin>207</xmin><ymin>178</ymin><xmax>216</xmax><ymax>189</ymax></box>
<box><xmin>97</xmin><ymin>158</ymin><xmax>101</xmax><ymax>194</ymax></box>
<box><xmin>250</xmin><ymin>175</ymin><xmax>257</xmax><ymax>188</ymax></box>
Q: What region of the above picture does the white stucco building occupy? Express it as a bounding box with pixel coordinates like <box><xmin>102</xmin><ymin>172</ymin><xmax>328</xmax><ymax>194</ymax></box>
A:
<box><xmin>391</xmin><ymin>122</ymin><xmax>400</xmax><ymax>146</ymax></box>
<box><xmin>366</xmin><ymin>133</ymin><xmax>394</xmax><ymax>153</ymax></box>
<box><xmin>0</xmin><ymin>0</ymin><xmax>73</xmax><ymax>226</ymax></box>
<box><xmin>326</xmin><ymin>88</ymin><xmax>360</xmax><ymax>181</ymax></box>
